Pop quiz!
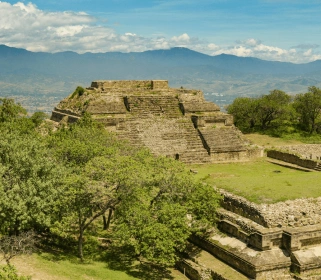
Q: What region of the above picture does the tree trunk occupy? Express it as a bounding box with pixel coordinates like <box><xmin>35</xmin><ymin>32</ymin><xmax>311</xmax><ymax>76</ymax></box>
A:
<box><xmin>78</xmin><ymin>229</ymin><xmax>84</xmax><ymax>262</ymax></box>
<box><xmin>103</xmin><ymin>209</ymin><xmax>113</xmax><ymax>230</ymax></box>
<box><xmin>103</xmin><ymin>215</ymin><xmax>107</xmax><ymax>230</ymax></box>
<box><xmin>106</xmin><ymin>208</ymin><xmax>113</xmax><ymax>230</ymax></box>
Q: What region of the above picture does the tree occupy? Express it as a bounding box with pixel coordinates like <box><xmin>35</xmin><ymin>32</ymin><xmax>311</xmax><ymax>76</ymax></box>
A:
<box><xmin>293</xmin><ymin>86</ymin><xmax>321</xmax><ymax>133</ymax></box>
<box><xmin>110</xmin><ymin>156</ymin><xmax>221</xmax><ymax>266</ymax></box>
<box><xmin>0</xmin><ymin>231</ymin><xmax>35</xmax><ymax>265</ymax></box>
<box><xmin>49</xmin><ymin>116</ymin><xmax>221</xmax><ymax>264</ymax></box>
<box><xmin>226</xmin><ymin>97</ymin><xmax>259</xmax><ymax>131</ymax></box>
<box><xmin>0</xmin><ymin>130</ymin><xmax>66</xmax><ymax>235</ymax></box>
<box><xmin>48</xmin><ymin>116</ymin><xmax>126</xmax><ymax>261</ymax></box>
<box><xmin>30</xmin><ymin>111</ymin><xmax>48</xmax><ymax>127</ymax></box>
<box><xmin>256</xmin><ymin>89</ymin><xmax>291</xmax><ymax>129</ymax></box>
<box><xmin>0</xmin><ymin>98</ymin><xmax>26</xmax><ymax>123</ymax></box>
<box><xmin>227</xmin><ymin>90</ymin><xmax>292</xmax><ymax>131</ymax></box>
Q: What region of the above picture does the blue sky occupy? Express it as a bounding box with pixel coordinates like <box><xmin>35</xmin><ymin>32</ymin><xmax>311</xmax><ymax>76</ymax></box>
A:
<box><xmin>1</xmin><ymin>0</ymin><xmax>321</xmax><ymax>63</ymax></box>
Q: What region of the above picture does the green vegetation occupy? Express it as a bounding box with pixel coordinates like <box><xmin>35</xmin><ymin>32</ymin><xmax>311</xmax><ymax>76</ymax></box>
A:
<box><xmin>0</xmin><ymin>98</ymin><xmax>220</xmax><ymax>278</ymax></box>
<box><xmin>70</xmin><ymin>86</ymin><xmax>85</xmax><ymax>99</ymax></box>
<box><xmin>226</xmin><ymin>86</ymin><xmax>321</xmax><ymax>138</ymax></box>
<box><xmin>192</xmin><ymin>158</ymin><xmax>321</xmax><ymax>204</ymax></box>
<box><xmin>0</xmin><ymin>264</ymin><xmax>31</xmax><ymax>280</ymax></box>
<box><xmin>10</xmin><ymin>252</ymin><xmax>186</xmax><ymax>280</ymax></box>
<box><xmin>244</xmin><ymin>133</ymin><xmax>303</xmax><ymax>147</ymax></box>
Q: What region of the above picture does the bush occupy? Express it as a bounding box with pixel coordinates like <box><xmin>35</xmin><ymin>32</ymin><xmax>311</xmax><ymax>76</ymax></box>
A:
<box><xmin>0</xmin><ymin>265</ymin><xmax>31</xmax><ymax>280</ymax></box>
<box><xmin>70</xmin><ymin>86</ymin><xmax>85</xmax><ymax>99</ymax></box>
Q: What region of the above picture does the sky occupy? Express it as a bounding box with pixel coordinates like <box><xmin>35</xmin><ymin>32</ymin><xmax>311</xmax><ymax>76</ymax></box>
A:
<box><xmin>0</xmin><ymin>0</ymin><xmax>321</xmax><ymax>63</ymax></box>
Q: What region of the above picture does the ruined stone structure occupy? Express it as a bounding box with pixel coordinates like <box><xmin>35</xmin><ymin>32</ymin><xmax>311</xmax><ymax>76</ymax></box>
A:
<box><xmin>267</xmin><ymin>145</ymin><xmax>321</xmax><ymax>171</ymax></box>
<box><xmin>176</xmin><ymin>189</ymin><xmax>321</xmax><ymax>280</ymax></box>
<box><xmin>51</xmin><ymin>80</ymin><xmax>261</xmax><ymax>164</ymax></box>
<box><xmin>50</xmin><ymin>82</ymin><xmax>321</xmax><ymax>279</ymax></box>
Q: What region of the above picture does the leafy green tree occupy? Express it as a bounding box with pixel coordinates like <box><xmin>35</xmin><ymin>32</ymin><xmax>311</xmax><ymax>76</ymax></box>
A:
<box><xmin>0</xmin><ymin>130</ymin><xmax>66</xmax><ymax>235</ymax></box>
<box><xmin>227</xmin><ymin>90</ymin><xmax>292</xmax><ymax>131</ymax></box>
<box><xmin>50</xmin><ymin>116</ymin><xmax>221</xmax><ymax>264</ymax></box>
<box><xmin>293</xmin><ymin>86</ymin><xmax>321</xmax><ymax>133</ymax></box>
<box><xmin>48</xmin><ymin>116</ymin><xmax>126</xmax><ymax>261</ymax></box>
<box><xmin>256</xmin><ymin>89</ymin><xmax>292</xmax><ymax>129</ymax></box>
<box><xmin>226</xmin><ymin>97</ymin><xmax>258</xmax><ymax>131</ymax></box>
<box><xmin>0</xmin><ymin>98</ymin><xmax>26</xmax><ymax>122</ymax></box>
<box><xmin>30</xmin><ymin>111</ymin><xmax>48</xmax><ymax>127</ymax></box>
<box><xmin>111</xmin><ymin>156</ymin><xmax>220</xmax><ymax>266</ymax></box>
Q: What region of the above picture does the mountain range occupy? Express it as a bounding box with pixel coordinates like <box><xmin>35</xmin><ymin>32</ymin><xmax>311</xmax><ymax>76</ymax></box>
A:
<box><xmin>1</xmin><ymin>44</ymin><xmax>321</xmax><ymax>113</ymax></box>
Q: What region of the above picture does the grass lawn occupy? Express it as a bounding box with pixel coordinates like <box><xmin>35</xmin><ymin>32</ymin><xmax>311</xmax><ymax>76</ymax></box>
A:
<box><xmin>10</xmin><ymin>251</ymin><xmax>187</xmax><ymax>280</ymax></box>
<box><xmin>191</xmin><ymin>157</ymin><xmax>321</xmax><ymax>204</ymax></box>
<box><xmin>244</xmin><ymin>133</ymin><xmax>304</xmax><ymax>147</ymax></box>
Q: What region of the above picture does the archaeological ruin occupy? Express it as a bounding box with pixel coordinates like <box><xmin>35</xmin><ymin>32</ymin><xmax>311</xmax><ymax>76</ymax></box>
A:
<box><xmin>50</xmin><ymin>80</ymin><xmax>262</xmax><ymax>164</ymax></box>
<box><xmin>50</xmin><ymin>80</ymin><xmax>321</xmax><ymax>279</ymax></box>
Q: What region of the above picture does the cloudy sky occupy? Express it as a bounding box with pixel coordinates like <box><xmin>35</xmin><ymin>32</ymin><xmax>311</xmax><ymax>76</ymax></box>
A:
<box><xmin>1</xmin><ymin>0</ymin><xmax>321</xmax><ymax>63</ymax></box>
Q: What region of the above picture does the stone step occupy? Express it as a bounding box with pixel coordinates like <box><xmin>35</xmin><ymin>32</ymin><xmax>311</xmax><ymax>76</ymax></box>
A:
<box><xmin>291</xmin><ymin>245</ymin><xmax>321</xmax><ymax>277</ymax></box>
<box><xmin>190</xmin><ymin>234</ymin><xmax>292</xmax><ymax>280</ymax></box>
<box><xmin>183</xmin><ymin>242</ymin><xmax>249</xmax><ymax>280</ymax></box>
<box><xmin>218</xmin><ymin>208</ymin><xmax>284</xmax><ymax>251</ymax></box>
<box><xmin>314</xmin><ymin>164</ymin><xmax>321</xmax><ymax>171</ymax></box>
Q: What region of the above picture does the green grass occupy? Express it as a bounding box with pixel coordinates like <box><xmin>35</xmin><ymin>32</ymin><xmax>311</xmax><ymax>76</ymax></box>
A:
<box><xmin>244</xmin><ymin>132</ymin><xmax>321</xmax><ymax>146</ymax></box>
<box><xmin>12</xmin><ymin>251</ymin><xmax>187</xmax><ymax>280</ymax></box>
<box><xmin>191</xmin><ymin>158</ymin><xmax>321</xmax><ymax>204</ymax></box>
<box><xmin>244</xmin><ymin>133</ymin><xmax>304</xmax><ymax>147</ymax></box>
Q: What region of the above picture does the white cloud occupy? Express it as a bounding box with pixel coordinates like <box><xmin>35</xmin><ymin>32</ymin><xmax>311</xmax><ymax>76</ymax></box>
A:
<box><xmin>51</xmin><ymin>25</ymin><xmax>85</xmax><ymax>37</ymax></box>
<box><xmin>170</xmin><ymin>33</ymin><xmax>190</xmax><ymax>44</ymax></box>
<box><xmin>0</xmin><ymin>2</ymin><xmax>320</xmax><ymax>63</ymax></box>
<box><xmin>202</xmin><ymin>39</ymin><xmax>321</xmax><ymax>63</ymax></box>
<box><xmin>207</xmin><ymin>43</ymin><xmax>219</xmax><ymax>51</ymax></box>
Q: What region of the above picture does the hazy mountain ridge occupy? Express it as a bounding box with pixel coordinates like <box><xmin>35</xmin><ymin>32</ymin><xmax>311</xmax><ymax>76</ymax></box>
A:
<box><xmin>1</xmin><ymin>44</ymin><xmax>321</xmax><ymax>113</ymax></box>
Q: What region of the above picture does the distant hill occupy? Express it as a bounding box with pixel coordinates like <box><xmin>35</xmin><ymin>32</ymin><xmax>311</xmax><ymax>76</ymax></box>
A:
<box><xmin>0</xmin><ymin>44</ymin><xmax>321</xmax><ymax>113</ymax></box>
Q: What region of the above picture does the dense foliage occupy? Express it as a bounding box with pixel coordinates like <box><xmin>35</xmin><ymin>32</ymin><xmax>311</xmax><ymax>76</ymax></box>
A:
<box><xmin>226</xmin><ymin>86</ymin><xmax>321</xmax><ymax>137</ymax></box>
<box><xmin>0</xmin><ymin>99</ymin><xmax>221</xmax><ymax>268</ymax></box>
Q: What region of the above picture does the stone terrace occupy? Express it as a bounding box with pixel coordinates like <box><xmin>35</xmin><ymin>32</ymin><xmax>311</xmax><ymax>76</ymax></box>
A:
<box><xmin>51</xmin><ymin>80</ymin><xmax>260</xmax><ymax>164</ymax></box>
<box><xmin>177</xmin><ymin>189</ymin><xmax>321</xmax><ymax>279</ymax></box>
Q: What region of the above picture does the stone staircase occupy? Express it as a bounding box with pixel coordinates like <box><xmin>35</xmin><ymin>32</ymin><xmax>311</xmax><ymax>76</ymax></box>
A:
<box><xmin>199</xmin><ymin>127</ymin><xmax>246</xmax><ymax>153</ymax></box>
<box><xmin>178</xmin><ymin>190</ymin><xmax>321</xmax><ymax>279</ymax></box>
<box><xmin>115</xmin><ymin>117</ymin><xmax>210</xmax><ymax>164</ymax></box>
<box><xmin>124</xmin><ymin>95</ymin><xmax>182</xmax><ymax>118</ymax></box>
<box><xmin>180</xmin><ymin>206</ymin><xmax>294</xmax><ymax>279</ymax></box>
<box><xmin>177</xmin><ymin>243</ymin><xmax>249</xmax><ymax>280</ymax></box>
<box><xmin>114</xmin><ymin>118</ymin><xmax>144</xmax><ymax>148</ymax></box>
<box><xmin>177</xmin><ymin>120</ymin><xmax>210</xmax><ymax>164</ymax></box>
<box><xmin>314</xmin><ymin>162</ymin><xmax>321</xmax><ymax>171</ymax></box>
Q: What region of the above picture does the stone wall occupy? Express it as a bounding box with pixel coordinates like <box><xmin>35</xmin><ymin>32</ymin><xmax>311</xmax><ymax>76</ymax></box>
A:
<box><xmin>210</xmin><ymin>149</ymin><xmax>262</xmax><ymax>162</ymax></box>
<box><xmin>151</xmin><ymin>80</ymin><xmax>169</xmax><ymax>89</ymax></box>
<box><xmin>50</xmin><ymin>110</ymin><xmax>80</xmax><ymax>123</ymax></box>
<box><xmin>91</xmin><ymin>80</ymin><xmax>168</xmax><ymax>90</ymax></box>
<box><xmin>267</xmin><ymin>150</ymin><xmax>318</xmax><ymax>170</ymax></box>
<box><xmin>176</xmin><ymin>260</ymin><xmax>213</xmax><ymax>280</ymax></box>
<box><xmin>278</xmin><ymin>145</ymin><xmax>321</xmax><ymax>161</ymax></box>
<box><xmin>220</xmin><ymin>190</ymin><xmax>321</xmax><ymax>228</ymax></box>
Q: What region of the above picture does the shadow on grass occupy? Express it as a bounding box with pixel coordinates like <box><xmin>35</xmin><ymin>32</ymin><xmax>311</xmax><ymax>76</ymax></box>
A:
<box><xmin>38</xmin><ymin>233</ymin><xmax>180</xmax><ymax>279</ymax></box>
<box><xmin>101</xmin><ymin>245</ymin><xmax>175</xmax><ymax>280</ymax></box>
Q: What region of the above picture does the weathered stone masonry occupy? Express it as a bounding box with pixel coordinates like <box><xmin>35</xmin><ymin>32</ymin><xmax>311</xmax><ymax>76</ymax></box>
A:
<box><xmin>51</xmin><ymin>80</ymin><xmax>261</xmax><ymax>164</ymax></box>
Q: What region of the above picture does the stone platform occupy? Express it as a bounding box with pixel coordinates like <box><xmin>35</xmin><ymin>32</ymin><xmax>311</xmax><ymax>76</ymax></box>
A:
<box><xmin>178</xmin><ymin>190</ymin><xmax>321</xmax><ymax>279</ymax></box>
<box><xmin>50</xmin><ymin>80</ymin><xmax>262</xmax><ymax>164</ymax></box>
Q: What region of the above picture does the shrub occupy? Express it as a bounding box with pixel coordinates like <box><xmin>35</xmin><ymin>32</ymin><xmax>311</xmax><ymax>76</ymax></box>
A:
<box><xmin>0</xmin><ymin>265</ymin><xmax>31</xmax><ymax>280</ymax></box>
<box><xmin>70</xmin><ymin>86</ymin><xmax>85</xmax><ymax>99</ymax></box>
